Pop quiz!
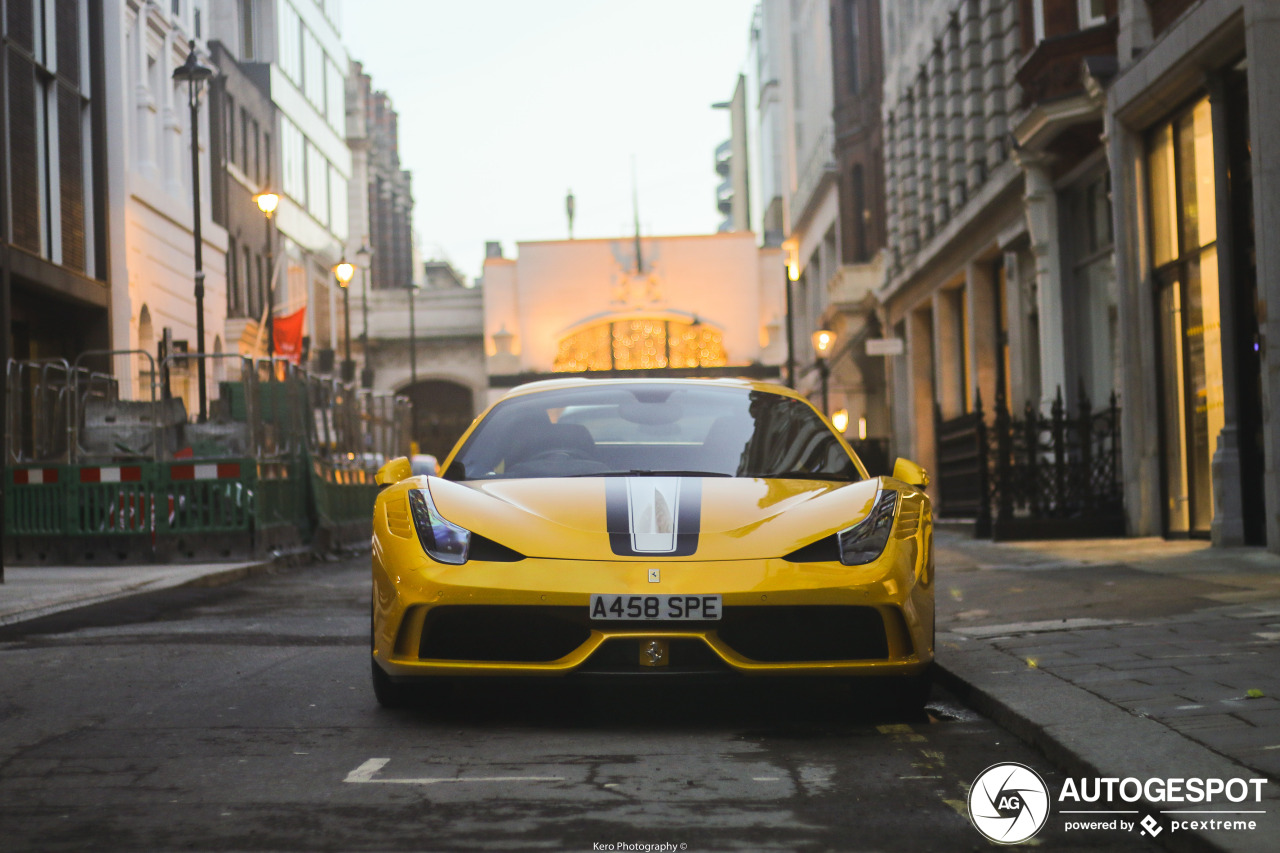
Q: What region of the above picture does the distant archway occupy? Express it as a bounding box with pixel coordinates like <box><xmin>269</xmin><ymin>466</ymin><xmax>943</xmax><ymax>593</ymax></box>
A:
<box><xmin>402</xmin><ymin>379</ymin><xmax>474</xmax><ymax>460</ymax></box>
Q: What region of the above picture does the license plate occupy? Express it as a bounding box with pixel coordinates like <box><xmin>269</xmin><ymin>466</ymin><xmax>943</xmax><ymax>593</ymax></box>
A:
<box><xmin>589</xmin><ymin>594</ymin><xmax>722</xmax><ymax>621</ymax></box>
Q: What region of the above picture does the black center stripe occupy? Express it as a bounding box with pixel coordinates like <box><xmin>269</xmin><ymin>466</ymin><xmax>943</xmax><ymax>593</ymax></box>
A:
<box><xmin>606</xmin><ymin>477</ymin><xmax>702</xmax><ymax>557</ymax></box>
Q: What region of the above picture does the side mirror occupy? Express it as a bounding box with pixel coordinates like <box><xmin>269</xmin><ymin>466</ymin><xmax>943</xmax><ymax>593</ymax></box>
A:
<box><xmin>375</xmin><ymin>456</ymin><xmax>413</xmax><ymax>486</ymax></box>
<box><xmin>892</xmin><ymin>457</ymin><xmax>930</xmax><ymax>489</ymax></box>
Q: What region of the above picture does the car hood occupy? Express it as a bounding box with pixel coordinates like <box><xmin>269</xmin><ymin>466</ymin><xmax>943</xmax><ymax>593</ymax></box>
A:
<box><xmin>424</xmin><ymin>475</ymin><xmax>882</xmax><ymax>561</ymax></box>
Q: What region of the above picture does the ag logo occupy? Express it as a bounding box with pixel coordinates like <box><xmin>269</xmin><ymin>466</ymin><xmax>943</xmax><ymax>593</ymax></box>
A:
<box><xmin>968</xmin><ymin>762</ymin><xmax>1050</xmax><ymax>844</ymax></box>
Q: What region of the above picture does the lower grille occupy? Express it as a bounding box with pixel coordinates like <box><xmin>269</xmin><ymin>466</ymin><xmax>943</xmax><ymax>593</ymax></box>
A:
<box><xmin>715</xmin><ymin>605</ymin><xmax>888</xmax><ymax>662</ymax></box>
<box><xmin>419</xmin><ymin>606</ymin><xmax>590</xmax><ymax>662</ymax></box>
<box><xmin>415</xmin><ymin>604</ymin><xmax>890</xmax><ymax>665</ymax></box>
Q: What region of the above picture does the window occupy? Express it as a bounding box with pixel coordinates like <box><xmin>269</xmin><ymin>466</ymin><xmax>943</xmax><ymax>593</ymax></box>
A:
<box><xmin>224</xmin><ymin>94</ymin><xmax>236</xmax><ymax>167</ymax></box>
<box><xmin>240</xmin><ymin>107</ymin><xmax>250</xmax><ymax>171</ymax></box>
<box><xmin>280</xmin><ymin>117</ymin><xmax>305</xmax><ymax>201</ymax></box>
<box><xmin>278</xmin><ymin>2</ymin><xmax>301</xmax><ymax>82</ymax></box>
<box><xmin>329</xmin><ymin>163</ymin><xmax>348</xmax><ymax>239</ymax></box>
<box><xmin>228</xmin><ymin>235</ymin><xmax>241</xmax><ymax>315</ymax></box>
<box><xmin>6</xmin><ymin>0</ymin><xmax>96</xmax><ymax>274</ymax></box>
<box><xmin>325</xmin><ymin>57</ymin><xmax>344</xmax><ymax>132</ymax></box>
<box><xmin>252</xmin><ymin>119</ymin><xmax>260</xmax><ymax>182</ymax></box>
<box><xmin>845</xmin><ymin>0</ymin><xmax>860</xmax><ymax>94</ymax></box>
<box><xmin>240</xmin><ymin>0</ymin><xmax>255</xmax><ymax>59</ymax></box>
<box><xmin>1079</xmin><ymin>0</ymin><xmax>1107</xmax><ymax>27</ymax></box>
<box><xmin>1149</xmin><ymin>97</ymin><xmax>1221</xmax><ymax>535</ymax></box>
<box><xmin>307</xmin><ymin>143</ymin><xmax>328</xmax><ymax>225</ymax></box>
<box><xmin>302</xmin><ymin>28</ymin><xmax>323</xmax><ymax>108</ymax></box>
<box><xmin>852</xmin><ymin>164</ymin><xmax>867</xmax><ymax>261</ymax></box>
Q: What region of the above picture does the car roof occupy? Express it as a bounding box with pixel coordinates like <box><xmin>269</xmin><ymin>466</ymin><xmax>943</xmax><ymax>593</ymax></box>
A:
<box><xmin>498</xmin><ymin>376</ymin><xmax>803</xmax><ymax>403</ymax></box>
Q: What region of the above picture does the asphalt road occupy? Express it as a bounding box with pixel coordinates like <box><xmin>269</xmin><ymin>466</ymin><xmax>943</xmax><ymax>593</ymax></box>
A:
<box><xmin>0</xmin><ymin>554</ymin><xmax>1157</xmax><ymax>852</ymax></box>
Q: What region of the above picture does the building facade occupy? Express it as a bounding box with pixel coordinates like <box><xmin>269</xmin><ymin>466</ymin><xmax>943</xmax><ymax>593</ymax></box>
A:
<box><xmin>481</xmin><ymin>233</ymin><xmax>787</xmax><ymax>408</ymax></box>
<box><xmin>1103</xmin><ymin>0</ymin><xmax>1274</xmax><ymax>549</ymax></box>
<box><xmin>106</xmin><ymin>0</ymin><xmax>229</xmax><ymax>413</ymax></box>
<box><xmin>208</xmin><ymin>39</ymin><xmax>278</xmax><ymax>360</ymax></box>
<box><xmin>880</xmin><ymin>0</ymin><xmax>1054</xmax><ymax>500</ymax></box>
<box><xmin>2</xmin><ymin>0</ymin><xmax>111</xmax><ymax>372</ymax></box>
<box><xmin>209</xmin><ymin>0</ymin><xmax>351</xmax><ymax>374</ymax></box>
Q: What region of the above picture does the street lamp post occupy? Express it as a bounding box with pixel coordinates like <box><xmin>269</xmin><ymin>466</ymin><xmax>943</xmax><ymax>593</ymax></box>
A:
<box><xmin>173</xmin><ymin>40</ymin><xmax>215</xmax><ymax>421</ymax></box>
<box><xmin>253</xmin><ymin>192</ymin><xmax>279</xmax><ymax>358</ymax></box>
<box><xmin>812</xmin><ymin>329</ymin><xmax>835</xmax><ymax>418</ymax></box>
<box><xmin>407</xmin><ymin>278</ymin><xmax>421</xmax><ymax>386</ymax></box>
<box><xmin>334</xmin><ymin>259</ymin><xmax>355</xmax><ymax>383</ymax></box>
<box><xmin>356</xmin><ymin>239</ymin><xmax>373</xmax><ymax>388</ymax></box>
<box><xmin>785</xmin><ymin>259</ymin><xmax>799</xmax><ymax>388</ymax></box>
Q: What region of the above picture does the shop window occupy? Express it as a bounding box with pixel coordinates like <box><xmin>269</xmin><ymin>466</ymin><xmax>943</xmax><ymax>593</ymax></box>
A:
<box><xmin>1148</xmin><ymin>96</ymin><xmax>1222</xmax><ymax>535</ymax></box>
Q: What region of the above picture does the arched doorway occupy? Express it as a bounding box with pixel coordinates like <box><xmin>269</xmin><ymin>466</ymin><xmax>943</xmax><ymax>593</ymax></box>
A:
<box><xmin>403</xmin><ymin>379</ymin><xmax>474</xmax><ymax>459</ymax></box>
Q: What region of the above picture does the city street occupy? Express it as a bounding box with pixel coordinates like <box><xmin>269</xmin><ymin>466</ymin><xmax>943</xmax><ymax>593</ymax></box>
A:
<box><xmin>0</xmin><ymin>554</ymin><xmax>1148</xmax><ymax>852</ymax></box>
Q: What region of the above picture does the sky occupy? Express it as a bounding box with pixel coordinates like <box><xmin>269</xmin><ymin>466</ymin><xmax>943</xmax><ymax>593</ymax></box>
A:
<box><xmin>340</xmin><ymin>1</ymin><xmax>760</xmax><ymax>284</ymax></box>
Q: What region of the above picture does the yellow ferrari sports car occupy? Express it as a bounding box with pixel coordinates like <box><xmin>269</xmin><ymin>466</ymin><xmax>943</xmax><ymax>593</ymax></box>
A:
<box><xmin>370</xmin><ymin>378</ymin><xmax>934</xmax><ymax>709</ymax></box>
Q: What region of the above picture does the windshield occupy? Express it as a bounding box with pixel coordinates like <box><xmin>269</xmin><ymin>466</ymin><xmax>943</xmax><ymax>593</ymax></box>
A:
<box><xmin>443</xmin><ymin>384</ymin><xmax>863</xmax><ymax>482</ymax></box>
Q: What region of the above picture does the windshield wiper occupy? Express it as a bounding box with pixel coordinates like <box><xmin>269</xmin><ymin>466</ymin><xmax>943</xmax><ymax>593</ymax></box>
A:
<box><xmin>568</xmin><ymin>469</ymin><xmax>732</xmax><ymax>478</ymax></box>
<box><xmin>743</xmin><ymin>471</ymin><xmax>855</xmax><ymax>482</ymax></box>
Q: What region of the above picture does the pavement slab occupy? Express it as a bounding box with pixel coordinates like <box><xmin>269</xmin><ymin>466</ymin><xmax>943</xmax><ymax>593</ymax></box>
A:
<box><xmin>935</xmin><ymin>531</ymin><xmax>1280</xmax><ymax>853</ymax></box>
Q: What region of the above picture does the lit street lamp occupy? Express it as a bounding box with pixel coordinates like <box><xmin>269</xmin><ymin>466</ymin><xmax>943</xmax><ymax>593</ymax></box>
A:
<box><xmin>356</xmin><ymin>239</ymin><xmax>374</xmax><ymax>388</ymax></box>
<box><xmin>253</xmin><ymin>191</ymin><xmax>279</xmax><ymax>358</ymax></box>
<box><xmin>334</xmin><ymin>258</ymin><xmax>355</xmax><ymax>383</ymax></box>
<box><xmin>172</xmin><ymin>40</ymin><xmax>215</xmax><ymax>421</ymax></box>
<box><xmin>812</xmin><ymin>328</ymin><xmax>835</xmax><ymax>418</ymax></box>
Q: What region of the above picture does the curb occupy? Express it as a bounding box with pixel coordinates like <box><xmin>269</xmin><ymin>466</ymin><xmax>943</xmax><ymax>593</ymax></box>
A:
<box><xmin>0</xmin><ymin>554</ymin><xmax>291</xmax><ymax>628</ymax></box>
<box><xmin>935</xmin><ymin>643</ymin><xmax>1276</xmax><ymax>853</ymax></box>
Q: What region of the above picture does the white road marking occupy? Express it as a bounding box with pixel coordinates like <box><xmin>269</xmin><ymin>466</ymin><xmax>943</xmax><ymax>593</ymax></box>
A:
<box><xmin>345</xmin><ymin>758</ymin><xmax>391</xmax><ymax>782</ymax></box>
<box><xmin>344</xmin><ymin>758</ymin><xmax>564</xmax><ymax>785</ymax></box>
<box><xmin>753</xmin><ymin>777</ymin><xmax>781</xmax><ymax>782</ymax></box>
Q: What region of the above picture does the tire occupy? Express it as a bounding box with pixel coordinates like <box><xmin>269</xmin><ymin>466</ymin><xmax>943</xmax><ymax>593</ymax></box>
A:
<box><xmin>851</xmin><ymin>665</ymin><xmax>933</xmax><ymax>716</ymax></box>
<box><xmin>890</xmin><ymin>667</ymin><xmax>933</xmax><ymax>713</ymax></box>
<box><xmin>371</xmin><ymin>657</ymin><xmax>412</xmax><ymax>709</ymax></box>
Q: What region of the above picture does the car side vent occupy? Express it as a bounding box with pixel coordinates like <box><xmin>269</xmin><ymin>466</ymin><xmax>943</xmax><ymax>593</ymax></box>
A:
<box><xmin>385</xmin><ymin>496</ymin><xmax>413</xmax><ymax>538</ymax></box>
<box><xmin>468</xmin><ymin>534</ymin><xmax>525</xmax><ymax>562</ymax></box>
<box><xmin>895</xmin><ymin>505</ymin><xmax>921</xmax><ymax>539</ymax></box>
<box><xmin>783</xmin><ymin>535</ymin><xmax>840</xmax><ymax>563</ymax></box>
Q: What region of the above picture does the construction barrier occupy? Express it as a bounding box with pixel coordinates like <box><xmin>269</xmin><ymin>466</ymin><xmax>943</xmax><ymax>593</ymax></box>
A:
<box><xmin>4</xmin><ymin>354</ymin><xmax>411</xmax><ymax>564</ymax></box>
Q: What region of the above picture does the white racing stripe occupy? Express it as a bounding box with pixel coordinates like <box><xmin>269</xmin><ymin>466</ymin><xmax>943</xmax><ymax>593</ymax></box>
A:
<box><xmin>627</xmin><ymin>476</ymin><xmax>681</xmax><ymax>553</ymax></box>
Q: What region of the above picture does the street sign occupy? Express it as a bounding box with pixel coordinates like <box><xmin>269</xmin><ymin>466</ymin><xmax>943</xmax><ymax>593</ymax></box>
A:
<box><xmin>866</xmin><ymin>337</ymin><xmax>905</xmax><ymax>356</ymax></box>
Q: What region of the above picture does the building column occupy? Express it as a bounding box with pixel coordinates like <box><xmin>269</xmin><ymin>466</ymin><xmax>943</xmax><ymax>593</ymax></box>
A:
<box><xmin>1246</xmin><ymin>0</ymin><xmax>1280</xmax><ymax>552</ymax></box>
<box><xmin>933</xmin><ymin>288</ymin><xmax>965</xmax><ymax>419</ymax></box>
<box><xmin>906</xmin><ymin>305</ymin><xmax>937</xmax><ymax>489</ymax></box>
<box><xmin>1107</xmin><ymin>110</ymin><xmax>1162</xmax><ymax>537</ymax></box>
<box><xmin>1017</xmin><ymin>151</ymin><xmax>1067</xmax><ymax>410</ymax></box>
<box><xmin>966</xmin><ymin>260</ymin><xmax>998</xmax><ymax>412</ymax></box>
<box><xmin>1206</xmin><ymin>73</ymin><xmax>1245</xmax><ymax>546</ymax></box>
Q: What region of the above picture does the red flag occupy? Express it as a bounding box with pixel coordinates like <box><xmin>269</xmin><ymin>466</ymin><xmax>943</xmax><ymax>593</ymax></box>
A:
<box><xmin>273</xmin><ymin>306</ymin><xmax>306</xmax><ymax>364</ymax></box>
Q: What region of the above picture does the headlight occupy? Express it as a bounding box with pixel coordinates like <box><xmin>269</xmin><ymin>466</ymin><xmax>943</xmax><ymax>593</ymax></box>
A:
<box><xmin>837</xmin><ymin>489</ymin><xmax>898</xmax><ymax>565</ymax></box>
<box><xmin>408</xmin><ymin>484</ymin><xmax>470</xmax><ymax>564</ymax></box>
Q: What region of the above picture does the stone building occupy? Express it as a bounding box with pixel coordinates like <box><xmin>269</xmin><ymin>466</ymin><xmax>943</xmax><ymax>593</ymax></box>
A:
<box><xmin>481</xmin><ymin>233</ymin><xmax>786</xmax><ymax>409</ymax></box>
<box><xmin>1102</xmin><ymin>0</ymin><xmax>1274</xmax><ymax>548</ymax></box>
<box><xmin>878</xmin><ymin>0</ymin><xmax>1122</xmax><ymax>503</ymax></box>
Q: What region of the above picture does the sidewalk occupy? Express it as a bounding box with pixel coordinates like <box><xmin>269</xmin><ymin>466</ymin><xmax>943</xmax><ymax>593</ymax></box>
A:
<box><xmin>0</xmin><ymin>559</ymin><xmax>275</xmax><ymax>627</ymax></box>
<box><xmin>934</xmin><ymin>530</ymin><xmax>1280</xmax><ymax>853</ymax></box>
